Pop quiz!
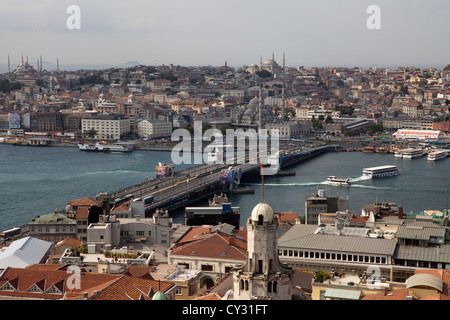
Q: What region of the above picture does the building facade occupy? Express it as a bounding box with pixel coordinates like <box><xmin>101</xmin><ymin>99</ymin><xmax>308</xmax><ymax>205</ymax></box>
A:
<box><xmin>81</xmin><ymin>113</ymin><xmax>130</xmax><ymax>140</ymax></box>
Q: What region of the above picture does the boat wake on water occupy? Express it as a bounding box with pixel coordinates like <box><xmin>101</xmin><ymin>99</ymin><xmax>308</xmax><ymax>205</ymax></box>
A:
<box><xmin>350</xmin><ymin>175</ymin><xmax>372</xmax><ymax>182</ymax></box>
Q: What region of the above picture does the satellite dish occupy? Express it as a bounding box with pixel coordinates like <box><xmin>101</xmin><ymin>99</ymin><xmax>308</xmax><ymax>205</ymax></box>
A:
<box><xmin>336</xmin><ymin>221</ymin><xmax>344</xmax><ymax>231</ymax></box>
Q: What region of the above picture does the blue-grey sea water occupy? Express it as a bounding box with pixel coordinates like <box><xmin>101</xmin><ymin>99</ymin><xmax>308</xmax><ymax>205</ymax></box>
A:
<box><xmin>0</xmin><ymin>144</ymin><xmax>449</xmax><ymax>231</ymax></box>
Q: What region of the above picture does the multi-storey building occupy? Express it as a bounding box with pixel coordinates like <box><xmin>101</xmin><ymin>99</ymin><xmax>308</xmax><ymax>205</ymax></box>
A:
<box><xmin>305</xmin><ymin>189</ymin><xmax>349</xmax><ymax>225</ymax></box>
<box><xmin>81</xmin><ymin>113</ymin><xmax>130</xmax><ymax>140</ymax></box>
<box><xmin>30</xmin><ymin>112</ymin><xmax>64</xmax><ymax>132</ymax></box>
<box><xmin>28</xmin><ymin>210</ymin><xmax>77</xmax><ymax>244</ymax></box>
<box><xmin>136</xmin><ymin>119</ymin><xmax>172</xmax><ymax>138</ymax></box>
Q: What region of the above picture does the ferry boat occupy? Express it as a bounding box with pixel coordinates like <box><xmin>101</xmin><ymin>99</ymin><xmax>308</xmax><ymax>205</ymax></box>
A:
<box><xmin>326</xmin><ymin>176</ymin><xmax>351</xmax><ymax>186</ymax></box>
<box><xmin>401</xmin><ymin>148</ymin><xmax>424</xmax><ymax>159</ymax></box>
<box><xmin>362</xmin><ymin>165</ymin><xmax>399</xmax><ymax>178</ymax></box>
<box><xmin>78</xmin><ymin>142</ymin><xmax>133</xmax><ymax>153</ymax></box>
<box><xmin>361</xmin><ymin>146</ymin><xmax>376</xmax><ymax>153</ymax></box>
<box><xmin>375</xmin><ymin>147</ymin><xmax>389</xmax><ymax>154</ymax></box>
<box><xmin>427</xmin><ymin>150</ymin><xmax>448</xmax><ymax>161</ymax></box>
<box><xmin>394</xmin><ymin>149</ymin><xmax>404</xmax><ymax>158</ymax></box>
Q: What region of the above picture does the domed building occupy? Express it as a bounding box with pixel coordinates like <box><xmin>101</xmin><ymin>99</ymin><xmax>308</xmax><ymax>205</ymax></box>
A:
<box><xmin>13</xmin><ymin>56</ymin><xmax>37</xmax><ymax>75</ymax></box>
<box><xmin>262</xmin><ymin>56</ymin><xmax>281</xmax><ymax>76</ymax></box>
<box><xmin>233</xmin><ymin>201</ymin><xmax>292</xmax><ymax>300</ymax></box>
<box><xmin>231</xmin><ymin>90</ymin><xmax>276</xmax><ymax>130</ymax></box>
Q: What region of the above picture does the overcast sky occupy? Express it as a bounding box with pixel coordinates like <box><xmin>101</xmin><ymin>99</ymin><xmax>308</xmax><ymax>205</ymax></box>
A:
<box><xmin>1</xmin><ymin>0</ymin><xmax>449</xmax><ymax>70</ymax></box>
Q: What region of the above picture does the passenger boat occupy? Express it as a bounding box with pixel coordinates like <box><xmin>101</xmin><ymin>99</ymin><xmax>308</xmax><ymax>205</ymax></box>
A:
<box><xmin>362</xmin><ymin>165</ymin><xmax>399</xmax><ymax>178</ymax></box>
<box><xmin>376</xmin><ymin>147</ymin><xmax>389</xmax><ymax>154</ymax></box>
<box><xmin>401</xmin><ymin>148</ymin><xmax>424</xmax><ymax>159</ymax></box>
<box><xmin>78</xmin><ymin>142</ymin><xmax>133</xmax><ymax>153</ymax></box>
<box><xmin>427</xmin><ymin>150</ymin><xmax>448</xmax><ymax>161</ymax></box>
<box><xmin>326</xmin><ymin>176</ymin><xmax>351</xmax><ymax>186</ymax></box>
<box><xmin>394</xmin><ymin>149</ymin><xmax>404</xmax><ymax>158</ymax></box>
<box><xmin>361</xmin><ymin>146</ymin><xmax>376</xmax><ymax>153</ymax></box>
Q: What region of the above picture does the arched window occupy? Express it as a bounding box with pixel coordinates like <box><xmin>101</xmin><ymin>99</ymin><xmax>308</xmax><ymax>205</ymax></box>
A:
<box><xmin>273</xmin><ymin>281</ymin><xmax>278</xmax><ymax>293</ymax></box>
<box><xmin>268</xmin><ymin>282</ymin><xmax>272</xmax><ymax>293</ymax></box>
<box><xmin>258</xmin><ymin>214</ymin><xmax>264</xmax><ymax>225</ymax></box>
<box><xmin>240</xmin><ymin>279</ymin><xmax>244</xmax><ymax>290</ymax></box>
<box><xmin>244</xmin><ymin>280</ymin><xmax>249</xmax><ymax>291</ymax></box>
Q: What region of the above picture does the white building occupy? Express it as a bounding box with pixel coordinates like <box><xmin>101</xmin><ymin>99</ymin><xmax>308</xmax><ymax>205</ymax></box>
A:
<box><xmin>117</xmin><ymin>209</ymin><xmax>172</xmax><ymax>246</ymax></box>
<box><xmin>82</xmin><ymin>114</ymin><xmax>130</xmax><ymax>140</ymax></box>
<box><xmin>87</xmin><ymin>215</ymin><xmax>120</xmax><ymax>254</ymax></box>
<box><xmin>137</xmin><ymin>119</ymin><xmax>172</xmax><ymax>138</ymax></box>
<box><xmin>393</xmin><ymin>129</ymin><xmax>442</xmax><ymax>141</ymax></box>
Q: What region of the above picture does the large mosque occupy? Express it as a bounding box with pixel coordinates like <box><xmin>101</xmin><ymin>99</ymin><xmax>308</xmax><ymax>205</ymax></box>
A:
<box><xmin>246</xmin><ymin>53</ymin><xmax>285</xmax><ymax>77</ymax></box>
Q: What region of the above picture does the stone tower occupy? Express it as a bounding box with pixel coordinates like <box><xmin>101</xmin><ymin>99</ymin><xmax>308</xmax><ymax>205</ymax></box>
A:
<box><xmin>233</xmin><ymin>202</ymin><xmax>292</xmax><ymax>300</ymax></box>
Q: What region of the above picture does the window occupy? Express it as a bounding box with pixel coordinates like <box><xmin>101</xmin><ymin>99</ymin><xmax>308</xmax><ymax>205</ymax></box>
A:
<box><xmin>201</xmin><ymin>265</ymin><xmax>213</xmax><ymax>272</ymax></box>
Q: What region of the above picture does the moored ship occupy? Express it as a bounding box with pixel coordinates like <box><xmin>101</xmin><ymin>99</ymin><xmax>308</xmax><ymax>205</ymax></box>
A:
<box><xmin>78</xmin><ymin>142</ymin><xmax>133</xmax><ymax>153</ymax></box>
<box><xmin>427</xmin><ymin>150</ymin><xmax>448</xmax><ymax>161</ymax></box>
<box><xmin>401</xmin><ymin>148</ymin><xmax>424</xmax><ymax>159</ymax></box>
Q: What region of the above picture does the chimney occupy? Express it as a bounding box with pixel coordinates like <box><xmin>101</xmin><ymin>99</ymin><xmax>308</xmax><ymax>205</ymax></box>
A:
<box><xmin>136</xmin><ymin>215</ymin><xmax>141</xmax><ymax>221</ymax></box>
<box><xmin>398</xmin><ymin>206</ymin><xmax>404</xmax><ymax>219</ymax></box>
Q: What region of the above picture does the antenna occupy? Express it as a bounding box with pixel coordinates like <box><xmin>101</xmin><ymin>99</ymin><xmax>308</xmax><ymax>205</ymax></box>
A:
<box><xmin>260</xmin><ymin>163</ymin><xmax>264</xmax><ymax>203</ymax></box>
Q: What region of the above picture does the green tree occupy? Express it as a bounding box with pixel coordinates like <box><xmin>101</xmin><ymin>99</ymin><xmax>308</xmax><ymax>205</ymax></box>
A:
<box><xmin>256</xmin><ymin>70</ymin><xmax>272</xmax><ymax>78</ymax></box>
<box><xmin>85</xmin><ymin>128</ymin><xmax>98</xmax><ymax>139</ymax></box>
<box><xmin>325</xmin><ymin>115</ymin><xmax>333</xmax><ymax>124</ymax></box>
<box><xmin>161</xmin><ymin>72</ymin><xmax>178</xmax><ymax>82</ymax></box>
<box><xmin>315</xmin><ymin>271</ymin><xmax>330</xmax><ymax>283</ymax></box>
<box><xmin>35</xmin><ymin>79</ymin><xmax>46</xmax><ymax>87</ymax></box>
<box><xmin>368</xmin><ymin>123</ymin><xmax>383</xmax><ymax>136</ymax></box>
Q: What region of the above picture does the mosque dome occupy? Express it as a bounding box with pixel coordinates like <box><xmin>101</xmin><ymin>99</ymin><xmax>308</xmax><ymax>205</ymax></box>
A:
<box><xmin>248</xmin><ymin>97</ymin><xmax>259</xmax><ymax>108</ymax></box>
<box><xmin>151</xmin><ymin>291</ymin><xmax>169</xmax><ymax>300</ymax></box>
<box><xmin>250</xmin><ymin>202</ymin><xmax>274</xmax><ymax>223</ymax></box>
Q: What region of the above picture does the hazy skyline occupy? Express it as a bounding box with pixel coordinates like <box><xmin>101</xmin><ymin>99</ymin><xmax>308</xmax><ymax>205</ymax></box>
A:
<box><xmin>1</xmin><ymin>0</ymin><xmax>449</xmax><ymax>70</ymax></box>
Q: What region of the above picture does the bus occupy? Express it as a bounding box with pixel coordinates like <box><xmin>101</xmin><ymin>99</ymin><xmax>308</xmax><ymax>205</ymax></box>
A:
<box><xmin>114</xmin><ymin>194</ymin><xmax>134</xmax><ymax>206</ymax></box>
<box><xmin>144</xmin><ymin>195</ymin><xmax>154</xmax><ymax>204</ymax></box>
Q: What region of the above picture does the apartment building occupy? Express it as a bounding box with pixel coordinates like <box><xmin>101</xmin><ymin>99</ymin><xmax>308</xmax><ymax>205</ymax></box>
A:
<box><xmin>81</xmin><ymin>113</ymin><xmax>130</xmax><ymax>140</ymax></box>
<box><xmin>136</xmin><ymin>119</ymin><xmax>172</xmax><ymax>138</ymax></box>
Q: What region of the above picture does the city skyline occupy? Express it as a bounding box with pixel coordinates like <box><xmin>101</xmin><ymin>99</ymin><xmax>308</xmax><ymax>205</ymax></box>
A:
<box><xmin>1</xmin><ymin>0</ymin><xmax>450</xmax><ymax>71</ymax></box>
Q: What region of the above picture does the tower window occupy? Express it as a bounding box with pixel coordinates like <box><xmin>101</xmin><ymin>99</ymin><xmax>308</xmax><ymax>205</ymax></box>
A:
<box><xmin>258</xmin><ymin>214</ymin><xmax>264</xmax><ymax>225</ymax></box>
<box><xmin>258</xmin><ymin>260</ymin><xmax>263</xmax><ymax>273</ymax></box>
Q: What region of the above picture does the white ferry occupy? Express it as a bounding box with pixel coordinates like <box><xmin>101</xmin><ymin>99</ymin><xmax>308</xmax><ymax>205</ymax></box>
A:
<box><xmin>399</xmin><ymin>148</ymin><xmax>424</xmax><ymax>159</ymax></box>
<box><xmin>394</xmin><ymin>150</ymin><xmax>404</xmax><ymax>158</ymax></box>
<box><xmin>362</xmin><ymin>165</ymin><xmax>399</xmax><ymax>178</ymax></box>
<box><xmin>78</xmin><ymin>142</ymin><xmax>133</xmax><ymax>153</ymax></box>
<box><xmin>427</xmin><ymin>150</ymin><xmax>448</xmax><ymax>161</ymax></box>
<box><xmin>326</xmin><ymin>176</ymin><xmax>351</xmax><ymax>186</ymax></box>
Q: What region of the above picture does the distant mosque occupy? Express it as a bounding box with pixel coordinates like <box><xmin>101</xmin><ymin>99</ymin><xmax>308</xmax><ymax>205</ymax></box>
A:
<box><xmin>7</xmin><ymin>54</ymin><xmax>59</xmax><ymax>74</ymax></box>
<box><xmin>246</xmin><ymin>52</ymin><xmax>286</xmax><ymax>77</ymax></box>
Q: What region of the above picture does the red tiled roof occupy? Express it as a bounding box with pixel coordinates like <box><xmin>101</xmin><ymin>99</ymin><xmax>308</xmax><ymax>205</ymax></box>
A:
<box><xmin>0</xmin><ymin>267</ymin><xmax>119</xmax><ymax>300</ymax></box>
<box><xmin>55</xmin><ymin>238</ymin><xmax>82</xmax><ymax>248</ymax></box>
<box><xmin>75</xmin><ymin>206</ymin><xmax>90</xmax><ymax>219</ymax></box>
<box><xmin>89</xmin><ymin>275</ymin><xmax>174</xmax><ymax>300</ymax></box>
<box><xmin>67</xmin><ymin>197</ymin><xmax>101</xmax><ymax>207</ymax></box>
<box><xmin>171</xmin><ymin>232</ymin><xmax>247</xmax><ymax>261</ymax></box>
